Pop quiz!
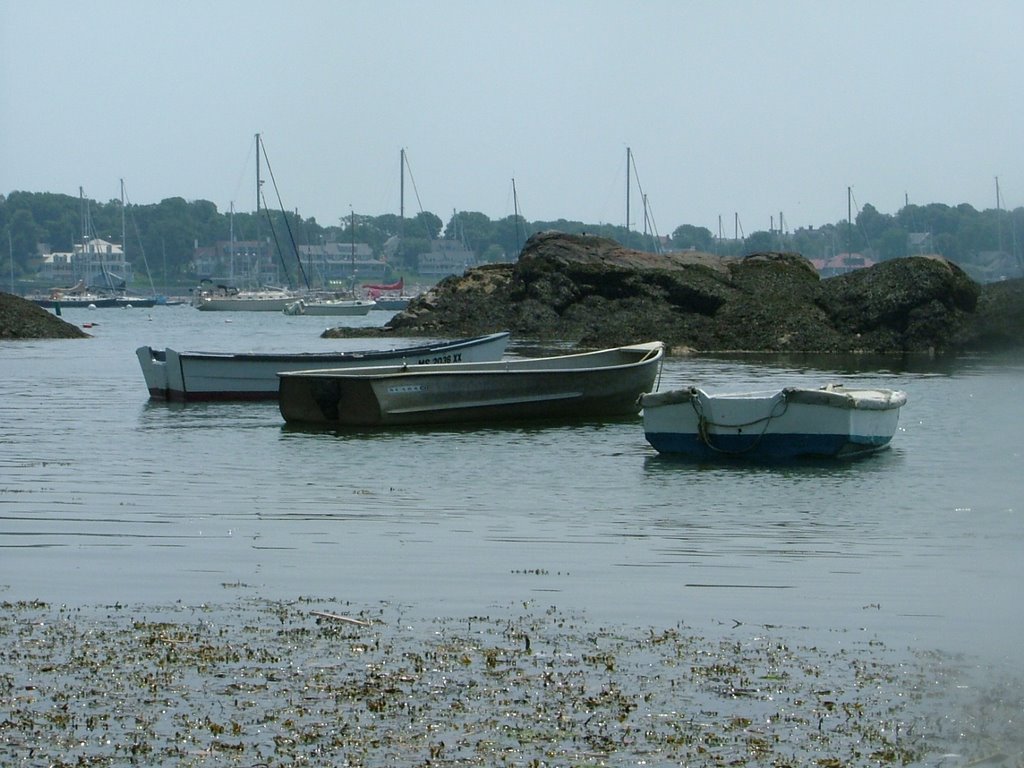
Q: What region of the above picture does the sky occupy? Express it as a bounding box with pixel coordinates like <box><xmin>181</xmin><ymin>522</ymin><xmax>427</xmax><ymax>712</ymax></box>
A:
<box><xmin>3</xmin><ymin>0</ymin><xmax>1023</xmax><ymax>237</ymax></box>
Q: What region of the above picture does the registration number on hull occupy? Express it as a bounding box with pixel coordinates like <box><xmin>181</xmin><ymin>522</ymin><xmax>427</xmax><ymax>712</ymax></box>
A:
<box><xmin>415</xmin><ymin>352</ymin><xmax>463</xmax><ymax>365</ymax></box>
<box><xmin>387</xmin><ymin>384</ymin><xmax>425</xmax><ymax>394</ymax></box>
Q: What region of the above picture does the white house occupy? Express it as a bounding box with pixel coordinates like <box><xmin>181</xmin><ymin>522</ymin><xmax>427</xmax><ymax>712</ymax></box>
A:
<box><xmin>38</xmin><ymin>238</ymin><xmax>133</xmax><ymax>286</ymax></box>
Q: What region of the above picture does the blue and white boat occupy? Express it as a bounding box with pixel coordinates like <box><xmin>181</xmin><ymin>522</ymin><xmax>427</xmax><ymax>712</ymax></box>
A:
<box><xmin>640</xmin><ymin>384</ymin><xmax>907</xmax><ymax>461</ymax></box>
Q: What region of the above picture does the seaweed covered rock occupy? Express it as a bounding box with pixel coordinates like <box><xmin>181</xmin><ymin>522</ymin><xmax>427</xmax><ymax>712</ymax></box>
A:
<box><xmin>817</xmin><ymin>256</ymin><xmax>980</xmax><ymax>353</ymax></box>
<box><xmin>0</xmin><ymin>292</ymin><xmax>90</xmax><ymax>339</ymax></box>
<box><xmin>961</xmin><ymin>276</ymin><xmax>1024</xmax><ymax>350</ymax></box>
<box><xmin>325</xmin><ymin>231</ymin><xmax>1021</xmax><ymax>354</ymax></box>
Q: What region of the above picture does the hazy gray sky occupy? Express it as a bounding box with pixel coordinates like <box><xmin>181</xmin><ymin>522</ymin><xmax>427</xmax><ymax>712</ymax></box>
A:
<box><xmin>3</xmin><ymin>0</ymin><xmax>1022</xmax><ymax>236</ymax></box>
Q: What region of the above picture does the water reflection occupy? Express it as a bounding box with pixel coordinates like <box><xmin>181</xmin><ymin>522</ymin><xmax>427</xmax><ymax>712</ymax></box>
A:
<box><xmin>641</xmin><ymin>449</ymin><xmax>902</xmax><ymax>478</ymax></box>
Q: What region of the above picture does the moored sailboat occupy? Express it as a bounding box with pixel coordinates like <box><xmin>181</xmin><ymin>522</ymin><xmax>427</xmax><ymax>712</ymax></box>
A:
<box><xmin>283</xmin><ymin>296</ymin><xmax>376</xmax><ymax>316</ymax></box>
<box><xmin>192</xmin><ymin>134</ymin><xmax>306</xmax><ymax>311</ymax></box>
<box><xmin>363</xmin><ymin>277</ymin><xmax>415</xmax><ymax>310</ymax></box>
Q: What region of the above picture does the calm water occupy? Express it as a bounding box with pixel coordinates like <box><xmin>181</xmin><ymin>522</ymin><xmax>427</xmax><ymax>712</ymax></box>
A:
<box><xmin>2</xmin><ymin>306</ymin><xmax>1022</xmax><ymax>668</ymax></box>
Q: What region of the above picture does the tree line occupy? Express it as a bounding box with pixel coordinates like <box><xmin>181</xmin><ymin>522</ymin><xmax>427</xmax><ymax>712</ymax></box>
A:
<box><xmin>1</xmin><ymin>189</ymin><xmax>1022</xmax><ymax>289</ymax></box>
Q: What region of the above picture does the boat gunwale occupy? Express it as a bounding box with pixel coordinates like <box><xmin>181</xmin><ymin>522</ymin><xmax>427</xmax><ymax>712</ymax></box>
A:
<box><xmin>640</xmin><ymin>383</ymin><xmax>907</xmax><ymax>412</ymax></box>
<box><xmin>136</xmin><ymin>332</ymin><xmax>513</xmax><ymax>401</ymax></box>
<box><xmin>277</xmin><ymin>341</ymin><xmax>665</xmax><ymax>381</ymax></box>
<box><xmin>156</xmin><ymin>332</ymin><xmax>512</xmax><ymax>364</ymax></box>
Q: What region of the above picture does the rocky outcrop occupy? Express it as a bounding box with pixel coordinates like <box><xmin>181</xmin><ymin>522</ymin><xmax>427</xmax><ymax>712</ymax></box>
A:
<box><xmin>324</xmin><ymin>231</ymin><xmax>1022</xmax><ymax>354</ymax></box>
<box><xmin>0</xmin><ymin>292</ymin><xmax>91</xmax><ymax>339</ymax></box>
<box><xmin>963</xmin><ymin>277</ymin><xmax>1024</xmax><ymax>351</ymax></box>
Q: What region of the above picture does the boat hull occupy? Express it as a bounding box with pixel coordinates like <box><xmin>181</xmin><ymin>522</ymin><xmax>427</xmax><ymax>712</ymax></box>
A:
<box><xmin>32</xmin><ymin>296</ymin><xmax>120</xmax><ymax>309</ymax></box>
<box><xmin>373</xmin><ymin>296</ymin><xmax>414</xmax><ymax>310</ymax></box>
<box><xmin>283</xmin><ymin>298</ymin><xmax>376</xmax><ymax>316</ymax></box>
<box><xmin>136</xmin><ymin>332</ymin><xmax>510</xmax><ymax>401</ymax></box>
<box><xmin>279</xmin><ymin>342</ymin><xmax>665</xmax><ymax>427</ymax></box>
<box><xmin>640</xmin><ymin>385</ymin><xmax>906</xmax><ymax>461</ymax></box>
<box><xmin>194</xmin><ymin>294</ymin><xmax>296</xmax><ymax>311</ymax></box>
<box><xmin>111</xmin><ymin>296</ymin><xmax>158</xmax><ymax>308</ymax></box>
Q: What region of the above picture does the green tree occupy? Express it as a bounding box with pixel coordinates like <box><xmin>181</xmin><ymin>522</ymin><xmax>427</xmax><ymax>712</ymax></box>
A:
<box><xmin>6</xmin><ymin>209</ymin><xmax>42</xmax><ymax>275</ymax></box>
<box><xmin>373</xmin><ymin>213</ymin><xmax>404</xmax><ymax>238</ymax></box>
<box><xmin>445</xmin><ymin>211</ymin><xmax>493</xmax><ymax>253</ymax></box>
<box><xmin>876</xmin><ymin>228</ymin><xmax>908</xmax><ymax>260</ymax></box>
<box><xmin>394</xmin><ymin>237</ymin><xmax>430</xmax><ymax>271</ymax></box>
<box><xmin>743</xmin><ymin>230</ymin><xmax>776</xmax><ymax>254</ymax></box>
<box><xmin>143</xmin><ymin>198</ymin><xmax>202</xmax><ymax>283</ymax></box>
<box><xmin>670</xmin><ymin>224</ymin><xmax>714</xmax><ymax>252</ymax></box>
<box><xmin>405</xmin><ymin>211</ymin><xmax>442</xmax><ymax>240</ymax></box>
<box><xmin>6</xmin><ymin>191</ymin><xmax>78</xmax><ymax>250</ymax></box>
<box><xmin>789</xmin><ymin>226</ymin><xmax>833</xmax><ymax>260</ymax></box>
<box><xmin>492</xmin><ymin>214</ymin><xmax>531</xmax><ymax>259</ymax></box>
<box><xmin>855</xmin><ymin>203</ymin><xmax>892</xmax><ymax>247</ymax></box>
<box><xmin>934</xmin><ymin>232</ymin><xmax>962</xmax><ymax>260</ymax></box>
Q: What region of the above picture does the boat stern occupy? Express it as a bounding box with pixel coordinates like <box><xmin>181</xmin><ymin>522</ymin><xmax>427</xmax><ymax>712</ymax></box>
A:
<box><xmin>279</xmin><ymin>373</ymin><xmax>384</xmax><ymax>426</ymax></box>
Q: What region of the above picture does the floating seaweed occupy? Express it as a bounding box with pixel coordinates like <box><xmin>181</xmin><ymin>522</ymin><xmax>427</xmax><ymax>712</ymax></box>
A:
<box><xmin>0</xmin><ymin>598</ymin><xmax>1021</xmax><ymax>766</ymax></box>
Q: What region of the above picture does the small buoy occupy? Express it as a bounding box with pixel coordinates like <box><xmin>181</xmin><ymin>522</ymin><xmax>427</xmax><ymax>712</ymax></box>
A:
<box><xmin>87</xmin><ymin>303</ymin><xmax>97</xmax><ymax>309</ymax></box>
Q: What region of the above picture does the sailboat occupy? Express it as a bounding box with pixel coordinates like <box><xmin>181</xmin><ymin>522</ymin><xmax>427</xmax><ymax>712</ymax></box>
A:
<box><xmin>32</xmin><ymin>188</ymin><xmax>142</xmax><ymax>309</ymax></box>
<box><xmin>624</xmin><ymin>147</ymin><xmax>662</xmax><ymax>254</ymax></box>
<box><xmin>106</xmin><ymin>180</ymin><xmax>158</xmax><ymax>307</ymax></box>
<box><xmin>194</xmin><ymin>134</ymin><xmax>305</xmax><ymax>311</ymax></box>
<box><xmin>32</xmin><ymin>278</ymin><xmax>118</xmax><ymax>309</ymax></box>
<box><xmin>362</xmin><ymin>277</ymin><xmax>414</xmax><ymax>310</ymax></box>
<box><xmin>115</xmin><ymin>179</ymin><xmax>175</xmax><ymax>306</ymax></box>
<box><xmin>195</xmin><ymin>284</ymin><xmax>298</xmax><ymax>311</ymax></box>
<box><xmin>282</xmin><ymin>295</ymin><xmax>376</xmax><ymax>316</ymax></box>
<box><xmin>282</xmin><ymin>209</ymin><xmax>377</xmax><ymax>315</ymax></box>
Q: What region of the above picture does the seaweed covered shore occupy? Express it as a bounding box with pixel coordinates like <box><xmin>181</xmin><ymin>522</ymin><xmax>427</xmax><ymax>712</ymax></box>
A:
<box><xmin>0</xmin><ymin>291</ymin><xmax>89</xmax><ymax>339</ymax></box>
<box><xmin>1</xmin><ymin>598</ymin><xmax>1020</xmax><ymax>767</ymax></box>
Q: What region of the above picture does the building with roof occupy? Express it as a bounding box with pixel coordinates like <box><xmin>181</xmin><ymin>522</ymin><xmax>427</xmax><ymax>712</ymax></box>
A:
<box><xmin>37</xmin><ymin>237</ymin><xmax>134</xmax><ymax>287</ymax></box>
<box><xmin>417</xmin><ymin>240</ymin><xmax>476</xmax><ymax>277</ymax></box>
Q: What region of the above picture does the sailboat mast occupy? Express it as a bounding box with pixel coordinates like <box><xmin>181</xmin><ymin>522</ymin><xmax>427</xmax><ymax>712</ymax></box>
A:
<box><xmin>256</xmin><ymin>133</ymin><xmax>262</xmax><ymax>217</ymax></box>
<box><xmin>79</xmin><ymin>186</ymin><xmax>89</xmax><ymax>286</ymax></box>
<box><xmin>625</xmin><ymin>147</ymin><xmax>631</xmax><ymax>234</ymax></box>
<box><xmin>512</xmin><ymin>177</ymin><xmax>522</xmax><ymax>253</ymax></box>
<box><xmin>847</xmin><ymin>186</ymin><xmax>853</xmax><ymax>254</ymax></box>
<box><xmin>996</xmin><ymin>176</ymin><xmax>1003</xmax><ymax>254</ymax></box>
<box><xmin>229</xmin><ymin>201</ymin><xmax>235</xmax><ymax>281</ymax></box>
<box><xmin>120</xmin><ymin>179</ymin><xmax>126</xmax><ymax>262</ymax></box>
<box><xmin>255</xmin><ymin>132</ymin><xmax>264</xmax><ymax>286</ymax></box>
<box><xmin>400</xmin><ymin>148</ymin><xmax>405</xmax><ymax>236</ymax></box>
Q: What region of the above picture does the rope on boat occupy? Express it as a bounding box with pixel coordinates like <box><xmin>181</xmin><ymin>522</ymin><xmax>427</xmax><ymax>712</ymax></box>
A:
<box><xmin>634</xmin><ymin>344</ymin><xmax>666</xmax><ymax>410</ymax></box>
<box><xmin>690</xmin><ymin>388</ymin><xmax>791</xmax><ymax>455</ymax></box>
